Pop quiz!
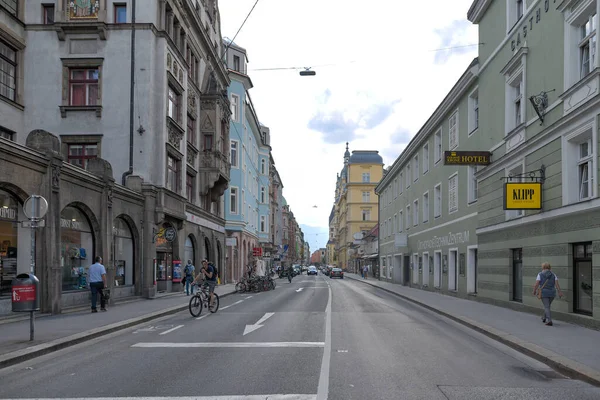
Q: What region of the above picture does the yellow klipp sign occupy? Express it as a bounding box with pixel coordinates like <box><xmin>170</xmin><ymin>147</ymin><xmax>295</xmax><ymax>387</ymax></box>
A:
<box><xmin>504</xmin><ymin>182</ymin><xmax>542</xmax><ymax>210</ymax></box>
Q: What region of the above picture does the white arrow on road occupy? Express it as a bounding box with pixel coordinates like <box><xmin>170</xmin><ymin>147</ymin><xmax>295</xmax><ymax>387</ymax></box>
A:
<box><xmin>243</xmin><ymin>312</ymin><xmax>274</xmax><ymax>336</ymax></box>
<box><xmin>296</xmin><ymin>287</ymin><xmax>304</xmax><ymax>292</ymax></box>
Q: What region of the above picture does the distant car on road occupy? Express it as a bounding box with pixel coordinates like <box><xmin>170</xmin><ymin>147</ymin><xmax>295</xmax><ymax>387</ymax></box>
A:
<box><xmin>330</xmin><ymin>268</ymin><xmax>343</xmax><ymax>279</ymax></box>
<box><xmin>307</xmin><ymin>266</ymin><xmax>318</xmax><ymax>275</ymax></box>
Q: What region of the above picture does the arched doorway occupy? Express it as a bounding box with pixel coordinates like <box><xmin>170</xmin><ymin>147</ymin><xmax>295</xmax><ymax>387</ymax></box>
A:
<box><xmin>113</xmin><ymin>217</ymin><xmax>134</xmax><ymax>286</ymax></box>
<box><xmin>185</xmin><ymin>235</ymin><xmax>196</xmax><ymax>266</ymax></box>
<box><xmin>0</xmin><ymin>189</ymin><xmax>26</xmax><ymax>297</ymax></box>
<box><xmin>60</xmin><ymin>206</ymin><xmax>95</xmax><ymax>292</ymax></box>
<box><xmin>217</xmin><ymin>240</ymin><xmax>222</xmax><ymax>281</ymax></box>
<box><xmin>204</xmin><ymin>237</ymin><xmax>211</xmax><ymax>262</ymax></box>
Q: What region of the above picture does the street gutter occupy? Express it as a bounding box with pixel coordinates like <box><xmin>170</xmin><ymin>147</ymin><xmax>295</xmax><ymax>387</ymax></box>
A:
<box><xmin>345</xmin><ymin>275</ymin><xmax>600</xmax><ymax>388</ymax></box>
<box><xmin>0</xmin><ymin>291</ymin><xmax>235</xmax><ymax>369</ymax></box>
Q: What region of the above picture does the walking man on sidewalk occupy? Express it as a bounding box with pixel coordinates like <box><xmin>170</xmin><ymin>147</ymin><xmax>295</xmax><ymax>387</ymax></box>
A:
<box><xmin>89</xmin><ymin>256</ymin><xmax>107</xmax><ymax>313</ymax></box>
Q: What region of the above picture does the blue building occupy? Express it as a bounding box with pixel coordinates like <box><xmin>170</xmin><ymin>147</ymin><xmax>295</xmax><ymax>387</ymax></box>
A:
<box><xmin>223</xmin><ymin>40</ymin><xmax>271</xmax><ymax>281</ymax></box>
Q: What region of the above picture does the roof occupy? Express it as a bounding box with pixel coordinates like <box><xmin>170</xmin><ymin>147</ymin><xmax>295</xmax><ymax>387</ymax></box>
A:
<box><xmin>349</xmin><ymin>150</ymin><xmax>383</xmax><ymax>164</ymax></box>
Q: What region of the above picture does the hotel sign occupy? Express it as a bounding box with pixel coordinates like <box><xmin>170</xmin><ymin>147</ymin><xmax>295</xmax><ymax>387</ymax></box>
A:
<box><xmin>444</xmin><ymin>151</ymin><xmax>491</xmax><ymax>166</ymax></box>
<box><xmin>504</xmin><ymin>182</ymin><xmax>542</xmax><ymax>210</ymax></box>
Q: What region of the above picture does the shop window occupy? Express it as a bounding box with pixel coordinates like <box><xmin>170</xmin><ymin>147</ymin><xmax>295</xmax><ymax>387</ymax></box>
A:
<box><xmin>60</xmin><ymin>206</ymin><xmax>94</xmax><ymax>292</ymax></box>
<box><xmin>113</xmin><ymin>218</ymin><xmax>133</xmax><ymax>286</ymax></box>
<box><xmin>0</xmin><ymin>190</ymin><xmax>19</xmax><ymax>297</ymax></box>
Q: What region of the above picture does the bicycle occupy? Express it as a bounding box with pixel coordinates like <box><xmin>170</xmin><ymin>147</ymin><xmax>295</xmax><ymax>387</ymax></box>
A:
<box><xmin>188</xmin><ymin>281</ymin><xmax>220</xmax><ymax>317</ymax></box>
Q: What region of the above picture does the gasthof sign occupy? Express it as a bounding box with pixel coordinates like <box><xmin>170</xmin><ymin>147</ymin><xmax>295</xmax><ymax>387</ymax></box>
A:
<box><xmin>444</xmin><ymin>151</ymin><xmax>491</xmax><ymax>166</ymax></box>
<box><xmin>504</xmin><ymin>182</ymin><xmax>542</xmax><ymax>210</ymax></box>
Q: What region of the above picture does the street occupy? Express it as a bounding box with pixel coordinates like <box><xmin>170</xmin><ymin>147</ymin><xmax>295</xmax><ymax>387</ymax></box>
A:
<box><xmin>1</xmin><ymin>275</ymin><xmax>599</xmax><ymax>400</ymax></box>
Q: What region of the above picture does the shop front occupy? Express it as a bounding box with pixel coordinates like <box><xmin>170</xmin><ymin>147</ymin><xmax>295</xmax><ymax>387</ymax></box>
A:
<box><xmin>60</xmin><ymin>206</ymin><xmax>95</xmax><ymax>292</ymax></box>
<box><xmin>0</xmin><ymin>190</ymin><xmax>20</xmax><ymax>297</ymax></box>
<box><xmin>113</xmin><ymin>217</ymin><xmax>134</xmax><ymax>287</ymax></box>
<box><xmin>155</xmin><ymin>223</ymin><xmax>177</xmax><ymax>293</ymax></box>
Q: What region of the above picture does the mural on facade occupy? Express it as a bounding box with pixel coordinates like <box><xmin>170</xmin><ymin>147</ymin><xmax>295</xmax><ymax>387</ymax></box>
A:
<box><xmin>69</xmin><ymin>0</ymin><xmax>100</xmax><ymax>20</ymax></box>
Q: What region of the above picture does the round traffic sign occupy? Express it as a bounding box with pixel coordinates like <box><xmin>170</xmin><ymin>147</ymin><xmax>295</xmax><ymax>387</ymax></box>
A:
<box><xmin>23</xmin><ymin>195</ymin><xmax>49</xmax><ymax>220</ymax></box>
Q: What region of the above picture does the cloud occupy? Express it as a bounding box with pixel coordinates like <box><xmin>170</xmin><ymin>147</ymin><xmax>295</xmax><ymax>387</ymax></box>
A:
<box><xmin>390</xmin><ymin>127</ymin><xmax>413</xmax><ymax>144</ymax></box>
<box><xmin>308</xmin><ymin>101</ymin><xmax>399</xmax><ymax>144</ymax></box>
<box><xmin>434</xmin><ymin>20</ymin><xmax>476</xmax><ymax>65</ymax></box>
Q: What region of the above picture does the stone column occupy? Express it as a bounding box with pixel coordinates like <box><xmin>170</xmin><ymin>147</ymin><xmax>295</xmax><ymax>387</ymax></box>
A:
<box><xmin>142</xmin><ymin>184</ymin><xmax>158</xmax><ymax>298</ymax></box>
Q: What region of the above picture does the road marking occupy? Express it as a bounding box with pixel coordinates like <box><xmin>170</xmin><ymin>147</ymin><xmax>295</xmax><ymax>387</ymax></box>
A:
<box><xmin>317</xmin><ymin>275</ymin><xmax>332</xmax><ymax>400</ymax></box>
<box><xmin>244</xmin><ymin>295</ymin><xmax>253</xmax><ymax>299</ymax></box>
<box><xmin>2</xmin><ymin>396</ymin><xmax>318</xmax><ymax>400</ymax></box>
<box><xmin>296</xmin><ymin>287</ymin><xmax>304</xmax><ymax>292</ymax></box>
<box><xmin>243</xmin><ymin>312</ymin><xmax>274</xmax><ymax>336</ymax></box>
<box><xmin>195</xmin><ymin>314</ymin><xmax>209</xmax><ymax>321</ymax></box>
<box><xmin>337</xmin><ymin>350</ymin><xmax>348</xmax><ymax>353</ymax></box>
<box><xmin>131</xmin><ymin>342</ymin><xmax>324</xmax><ymax>348</ymax></box>
<box><xmin>221</xmin><ymin>299</ymin><xmax>244</xmax><ymax>310</ymax></box>
<box><xmin>159</xmin><ymin>325</ymin><xmax>184</xmax><ymax>335</ymax></box>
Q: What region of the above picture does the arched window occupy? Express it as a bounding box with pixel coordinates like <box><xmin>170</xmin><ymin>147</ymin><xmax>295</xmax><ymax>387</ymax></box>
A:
<box><xmin>260</xmin><ymin>187</ymin><xmax>265</xmax><ymax>203</ymax></box>
<box><xmin>185</xmin><ymin>235</ymin><xmax>195</xmax><ymax>266</ymax></box>
<box><xmin>204</xmin><ymin>237</ymin><xmax>211</xmax><ymax>262</ymax></box>
<box><xmin>113</xmin><ymin>218</ymin><xmax>134</xmax><ymax>286</ymax></box>
<box><xmin>261</xmin><ymin>159</ymin><xmax>266</xmax><ymax>174</ymax></box>
<box><xmin>60</xmin><ymin>206</ymin><xmax>94</xmax><ymax>292</ymax></box>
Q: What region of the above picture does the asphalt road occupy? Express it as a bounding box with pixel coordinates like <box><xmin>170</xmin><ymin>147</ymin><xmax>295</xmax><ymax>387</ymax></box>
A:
<box><xmin>1</xmin><ymin>274</ymin><xmax>600</xmax><ymax>400</ymax></box>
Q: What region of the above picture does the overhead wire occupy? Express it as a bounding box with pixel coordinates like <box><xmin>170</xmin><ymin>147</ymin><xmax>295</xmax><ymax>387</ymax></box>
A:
<box><xmin>222</xmin><ymin>0</ymin><xmax>261</xmax><ymax>59</ymax></box>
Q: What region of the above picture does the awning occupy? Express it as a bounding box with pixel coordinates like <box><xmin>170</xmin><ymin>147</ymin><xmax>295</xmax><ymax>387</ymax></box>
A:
<box><xmin>363</xmin><ymin>253</ymin><xmax>378</xmax><ymax>259</ymax></box>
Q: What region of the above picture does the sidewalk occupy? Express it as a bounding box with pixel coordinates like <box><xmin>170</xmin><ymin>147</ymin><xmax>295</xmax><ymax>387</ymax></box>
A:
<box><xmin>0</xmin><ymin>283</ymin><xmax>236</xmax><ymax>368</ymax></box>
<box><xmin>345</xmin><ymin>273</ymin><xmax>600</xmax><ymax>387</ymax></box>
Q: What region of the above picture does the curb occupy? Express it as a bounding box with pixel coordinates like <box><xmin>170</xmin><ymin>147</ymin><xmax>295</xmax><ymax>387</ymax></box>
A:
<box><xmin>345</xmin><ymin>275</ymin><xmax>600</xmax><ymax>387</ymax></box>
<box><xmin>0</xmin><ymin>290</ymin><xmax>236</xmax><ymax>370</ymax></box>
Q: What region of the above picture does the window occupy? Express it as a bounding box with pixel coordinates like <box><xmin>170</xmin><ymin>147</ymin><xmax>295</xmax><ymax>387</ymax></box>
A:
<box><xmin>506</xmin><ymin>70</ymin><xmax>524</xmax><ymax>134</ymax></box>
<box><xmin>203</xmin><ymin>134</ymin><xmax>213</xmax><ymax>151</ymax></box>
<box><xmin>230</xmin><ymin>187</ymin><xmax>238</xmax><ymax>214</ymax></box>
<box><xmin>468</xmin><ymin>166</ymin><xmax>478</xmax><ymax>204</ymax></box>
<box><xmin>448</xmin><ymin>173</ymin><xmax>458</xmax><ymax>213</ymax></box>
<box><xmin>166</xmin><ymin>155</ymin><xmax>180</xmax><ymax>192</ymax></box>
<box><xmin>230</xmin><ymin>94</ymin><xmax>240</xmax><ymax>122</ymax></box>
<box><xmin>261</xmin><ymin>187</ymin><xmax>266</xmax><ymax>203</ymax></box>
<box><xmin>261</xmin><ymin>159</ymin><xmax>266</xmax><ymax>174</ymax></box>
<box><xmin>43</xmin><ymin>4</ymin><xmax>54</xmax><ymax>24</ymax></box>
<box><xmin>186</xmin><ymin>173</ymin><xmax>195</xmax><ymax>202</ymax></box>
<box><xmin>0</xmin><ymin>41</ymin><xmax>17</xmax><ymax>101</ymax></box>
<box><xmin>0</xmin><ymin>126</ymin><xmax>14</xmax><ymax>141</ymax></box>
<box><xmin>1</xmin><ymin>0</ymin><xmax>17</xmax><ymax>17</ymax></box>
<box><xmin>423</xmin><ymin>192</ymin><xmax>429</xmax><ymax>223</ymax></box>
<box><xmin>423</xmin><ymin>143</ymin><xmax>429</xmax><ymax>173</ymax></box>
<box><xmin>516</xmin><ymin>0</ymin><xmax>523</xmax><ymax>22</ymax></box>
<box><xmin>413</xmin><ymin>200</ymin><xmax>419</xmax><ymax>226</ymax></box>
<box><xmin>69</xmin><ymin>69</ymin><xmax>99</xmax><ymax>106</ymax></box>
<box><xmin>413</xmin><ymin>155</ymin><xmax>419</xmax><ymax>181</ymax></box>
<box><xmin>580</xmin><ymin>13</ymin><xmax>598</xmax><ymax>78</ymax></box>
<box><xmin>434</xmin><ymin>183</ymin><xmax>442</xmax><ymax>218</ymax></box>
<box><xmin>506</xmin><ymin>163</ymin><xmax>523</xmax><ymax>219</ymax></box>
<box><xmin>362</xmin><ymin>172</ymin><xmax>370</xmax><ymax>183</ymax></box>
<box><xmin>406</xmin><ymin>205</ymin><xmax>411</xmax><ymax>229</ymax></box>
<box><xmin>168</xmin><ymin>86</ymin><xmax>180</xmax><ymax>122</ymax></box>
<box><xmin>233</xmin><ymin>55</ymin><xmax>241</xmax><ymax>72</ymax></box>
<box><xmin>362</xmin><ymin>191</ymin><xmax>370</xmax><ymax>202</ymax></box>
<box><xmin>578</xmin><ymin>140</ymin><xmax>593</xmax><ymax>200</ymax></box>
<box><xmin>187</xmin><ymin>115</ymin><xmax>196</xmax><ymax>146</ymax></box>
<box><xmin>399</xmin><ymin>172</ymin><xmax>404</xmax><ymax>194</ymax></box>
<box><xmin>398</xmin><ymin>210</ymin><xmax>403</xmax><ymax>232</ymax></box>
<box><xmin>114</xmin><ymin>3</ymin><xmax>126</xmax><ymax>23</ymax></box>
<box><xmin>508</xmin><ymin>0</ymin><xmax>524</xmax><ymax>30</ymax></box>
<box><xmin>448</xmin><ymin>111</ymin><xmax>458</xmax><ymax>150</ymax></box>
<box><xmin>564</xmin><ymin>123</ymin><xmax>596</xmax><ymax>204</ymax></box>
<box><xmin>260</xmin><ymin>215</ymin><xmax>266</xmax><ymax>232</ymax></box>
<box><xmin>393</xmin><ymin>214</ymin><xmax>397</xmax><ymax>233</ymax></box>
<box><xmin>469</xmin><ymin>89</ymin><xmax>479</xmax><ymax>134</ymax></box>
<box><xmin>406</xmin><ymin>165</ymin><xmax>411</xmax><ymax>188</ymax></box>
<box><xmin>434</xmin><ymin>129</ymin><xmax>442</xmax><ymax>163</ymax></box>
<box><xmin>230</xmin><ymin>140</ymin><xmax>238</xmax><ymax>167</ymax></box>
<box><xmin>361</xmin><ymin>209</ymin><xmax>370</xmax><ymax>221</ymax></box>
<box><xmin>67</xmin><ymin>144</ymin><xmax>98</xmax><ymax>169</ymax></box>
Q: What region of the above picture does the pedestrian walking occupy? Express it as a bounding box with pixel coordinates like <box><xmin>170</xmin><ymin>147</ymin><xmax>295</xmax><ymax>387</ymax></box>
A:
<box><xmin>183</xmin><ymin>260</ymin><xmax>195</xmax><ymax>296</ymax></box>
<box><xmin>89</xmin><ymin>256</ymin><xmax>107</xmax><ymax>313</ymax></box>
<box><xmin>533</xmin><ymin>262</ymin><xmax>564</xmax><ymax>326</ymax></box>
<box><xmin>363</xmin><ymin>265</ymin><xmax>368</xmax><ymax>279</ymax></box>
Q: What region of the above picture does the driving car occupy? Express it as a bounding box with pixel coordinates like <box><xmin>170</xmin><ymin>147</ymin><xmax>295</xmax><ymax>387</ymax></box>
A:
<box><xmin>330</xmin><ymin>268</ymin><xmax>343</xmax><ymax>279</ymax></box>
<box><xmin>307</xmin><ymin>266</ymin><xmax>318</xmax><ymax>275</ymax></box>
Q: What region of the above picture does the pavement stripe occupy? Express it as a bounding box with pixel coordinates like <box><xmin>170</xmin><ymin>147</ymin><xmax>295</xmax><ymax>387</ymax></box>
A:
<box><xmin>159</xmin><ymin>325</ymin><xmax>184</xmax><ymax>335</ymax></box>
<box><xmin>195</xmin><ymin>314</ymin><xmax>210</xmax><ymax>321</ymax></box>
<box><xmin>0</xmin><ymin>396</ymin><xmax>318</xmax><ymax>400</ymax></box>
<box><xmin>131</xmin><ymin>342</ymin><xmax>325</xmax><ymax>348</ymax></box>
<box><xmin>317</xmin><ymin>276</ymin><xmax>333</xmax><ymax>400</ymax></box>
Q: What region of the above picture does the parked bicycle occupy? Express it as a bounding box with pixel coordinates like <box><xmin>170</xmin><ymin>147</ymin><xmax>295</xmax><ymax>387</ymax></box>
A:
<box><xmin>235</xmin><ymin>274</ymin><xmax>275</xmax><ymax>293</ymax></box>
<box><xmin>188</xmin><ymin>281</ymin><xmax>220</xmax><ymax>317</ymax></box>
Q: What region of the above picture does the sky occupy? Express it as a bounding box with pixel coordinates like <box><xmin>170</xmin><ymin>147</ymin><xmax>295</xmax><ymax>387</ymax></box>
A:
<box><xmin>218</xmin><ymin>0</ymin><xmax>479</xmax><ymax>252</ymax></box>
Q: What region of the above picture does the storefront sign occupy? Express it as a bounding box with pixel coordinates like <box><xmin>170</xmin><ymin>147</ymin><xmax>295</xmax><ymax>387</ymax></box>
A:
<box><xmin>504</xmin><ymin>182</ymin><xmax>542</xmax><ymax>210</ymax></box>
<box><xmin>172</xmin><ymin>260</ymin><xmax>182</xmax><ymax>283</ymax></box>
<box><xmin>0</xmin><ymin>207</ymin><xmax>17</xmax><ymax>220</ymax></box>
<box><xmin>511</xmin><ymin>0</ymin><xmax>560</xmax><ymax>52</ymax></box>
<box><xmin>61</xmin><ymin>218</ymin><xmax>85</xmax><ymax>231</ymax></box>
<box><xmin>12</xmin><ymin>285</ymin><xmax>36</xmax><ymax>302</ymax></box>
<box><xmin>155</xmin><ymin>226</ymin><xmax>177</xmax><ymax>243</ymax></box>
<box><xmin>444</xmin><ymin>151</ymin><xmax>491</xmax><ymax>166</ymax></box>
<box><xmin>186</xmin><ymin>212</ymin><xmax>225</xmax><ymax>233</ymax></box>
<box><xmin>417</xmin><ymin>231</ymin><xmax>470</xmax><ymax>251</ymax></box>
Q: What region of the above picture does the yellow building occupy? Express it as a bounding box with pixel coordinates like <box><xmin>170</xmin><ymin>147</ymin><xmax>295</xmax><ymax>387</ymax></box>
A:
<box><xmin>331</xmin><ymin>143</ymin><xmax>383</xmax><ymax>272</ymax></box>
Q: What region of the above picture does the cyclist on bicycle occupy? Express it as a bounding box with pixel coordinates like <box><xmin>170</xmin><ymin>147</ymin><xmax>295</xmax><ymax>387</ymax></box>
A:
<box><xmin>193</xmin><ymin>259</ymin><xmax>217</xmax><ymax>306</ymax></box>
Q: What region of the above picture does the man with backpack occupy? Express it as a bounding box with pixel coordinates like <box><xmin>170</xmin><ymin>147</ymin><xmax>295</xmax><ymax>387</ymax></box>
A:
<box><xmin>183</xmin><ymin>260</ymin><xmax>195</xmax><ymax>296</ymax></box>
<box><xmin>193</xmin><ymin>259</ymin><xmax>217</xmax><ymax>306</ymax></box>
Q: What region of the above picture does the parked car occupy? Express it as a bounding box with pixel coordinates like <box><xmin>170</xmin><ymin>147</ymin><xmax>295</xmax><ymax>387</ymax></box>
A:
<box><xmin>330</xmin><ymin>268</ymin><xmax>343</xmax><ymax>279</ymax></box>
<box><xmin>307</xmin><ymin>266</ymin><xmax>318</xmax><ymax>276</ymax></box>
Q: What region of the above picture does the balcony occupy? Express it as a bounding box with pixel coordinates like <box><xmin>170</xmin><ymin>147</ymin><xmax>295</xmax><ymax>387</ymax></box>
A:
<box><xmin>199</xmin><ymin>150</ymin><xmax>230</xmax><ymax>202</ymax></box>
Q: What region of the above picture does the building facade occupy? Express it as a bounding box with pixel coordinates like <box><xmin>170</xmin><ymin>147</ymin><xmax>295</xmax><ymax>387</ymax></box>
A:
<box><xmin>468</xmin><ymin>0</ymin><xmax>600</xmax><ymax>324</ymax></box>
<box><xmin>223</xmin><ymin>40</ymin><xmax>272</xmax><ymax>281</ymax></box>
<box><xmin>0</xmin><ymin>0</ymin><xmax>231</xmax><ymax>314</ymax></box>
<box><xmin>376</xmin><ymin>60</ymin><xmax>480</xmax><ymax>293</ymax></box>
<box><xmin>332</xmin><ymin>144</ymin><xmax>383</xmax><ymax>271</ymax></box>
<box><xmin>269</xmin><ymin>154</ymin><xmax>284</xmax><ymax>267</ymax></box>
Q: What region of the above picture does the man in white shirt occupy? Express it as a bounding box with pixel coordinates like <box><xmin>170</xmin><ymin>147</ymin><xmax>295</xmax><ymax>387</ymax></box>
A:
<box><xmin>89</xmin><ymin>256</ymin><xmax>107</xmax><ymax>313</ymax></box>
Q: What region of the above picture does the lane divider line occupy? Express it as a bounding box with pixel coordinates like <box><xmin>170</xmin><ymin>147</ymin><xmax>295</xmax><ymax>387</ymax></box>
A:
<box><xmin>159</xmin><ymin>325</ymin><xmax>184</xmax><ymax>335</ymax></box>
<box><xmin>317</xmin><ymin>274</ymin><xmax>332</xmax><ymax>400</ymax></box>
<box><xmin>132</xmin><ymin>342</ymin><xmax>325</xmax><ymax>348</ymax></box>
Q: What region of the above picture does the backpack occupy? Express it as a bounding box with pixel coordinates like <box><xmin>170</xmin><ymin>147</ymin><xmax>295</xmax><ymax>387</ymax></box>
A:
<box><xmin>209</xmin><ymin>262</ymin><xmax>218</xmax><ymax>279</ymax></box>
